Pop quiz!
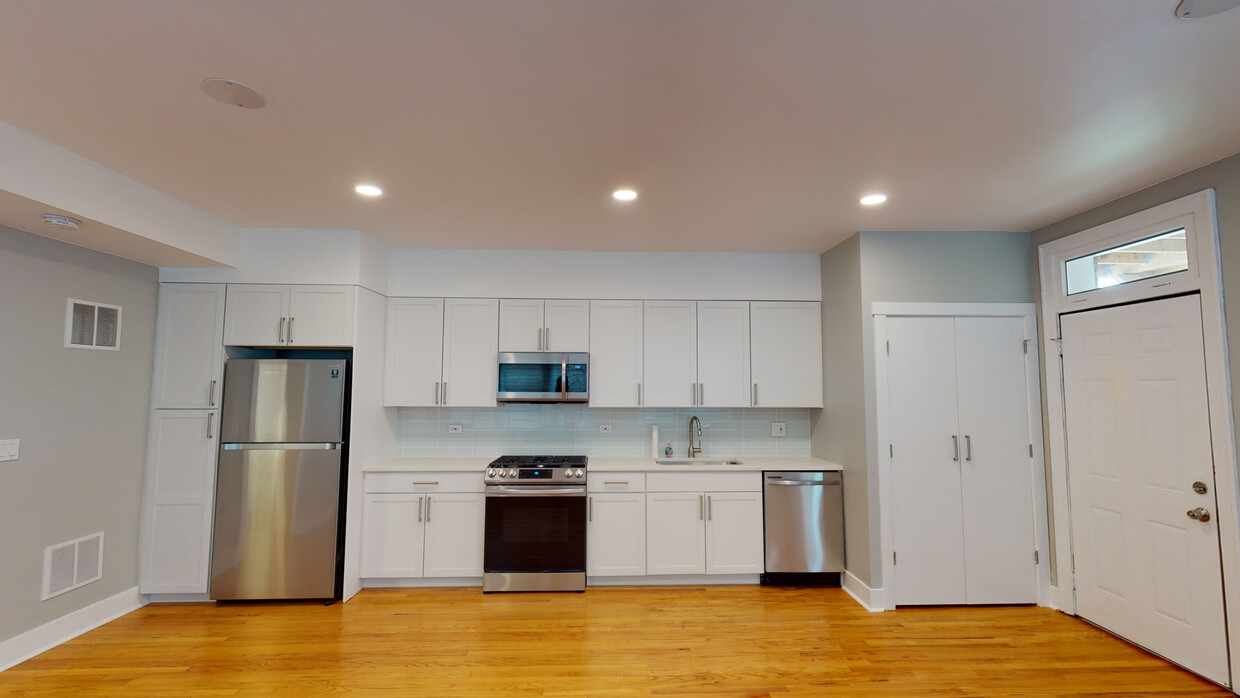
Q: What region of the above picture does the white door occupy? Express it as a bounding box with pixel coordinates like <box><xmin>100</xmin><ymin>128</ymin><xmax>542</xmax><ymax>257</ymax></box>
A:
<box><xmin>697</xmin><ymin>301</ymin><xmax>751</xmax><ymax>407</ymax></box>
<box><xmin>750</xmin><ymin>302</ymin><xmax>823</xmax><ymax>407</ymax></box>
<box><xmin>645</xmin><ymin>492</ymin><xmax>706</xmax><ymax>574</ymax></box>
<box><xmin>888</xmin><ymin>317</ymin><xmax>966</xmax><ymax>605</ymax></box>
<box><xmin>288</xmin><ymin>285</ymin><xmax>355</xmax><ymax>347</ymax></box>
<box><xmin>384</xmin><ymin>298</ymin><xmax>445</xmax><ymax>407</ymax></box>
<box><xmin>644</xmin><ymin>301</ymin><xmax>697</xmax><ymax>407</ymax></box>
<box><xmin>589</xmin><ymin>300</ymin><xmax>643</xmax><ymax>407</ymax></box>
<box><xmin>223</xmin><ymin>284</ymin><xmax>289</xmax><ymax>346</ymax></box>
<box><xmin>955</xmin><ymin>317</ymin><xmax>1037</xmax><ymax>603</ymax></box>
<box><xmin>151</xmin><ymin>284</ymin><xmax>225</xmax><ymax>409</ymax></box>
<box><xmin>587</xmin><ymin>493</ymin><xmax>646</xmax><ymax>576</ymax></box>
<box><xmin>544</xmin><ymin>300</ymin><xmax>590</xmax><ymax>352</ymax></box>
<box><xmin>1061</xmin><ymin>294</ymin><xmax>1229</xmax><ymax>684</ymax></box>
<box><xmin>422</xmin><ymin>493</ymin><xmax>485</xmax><ymax>577</ymax></box>
<box><xmin>441</xmin><ymin>298</ymin><xmax>499</xmax><ymax>407</ymax></box>
<box><xmin>360</xmin><ymin>494</ymin><xmax>425</xmax><ymax>577</ymax></box>
<box><xmin>498</xmin><ymin>299</ymin><xmax>544</xmax><ymax>352</ymax></box>
<box><xmin>704</xmin><ymin>492</ymin><xmax>764</xmax><ymax>574</ymax></box>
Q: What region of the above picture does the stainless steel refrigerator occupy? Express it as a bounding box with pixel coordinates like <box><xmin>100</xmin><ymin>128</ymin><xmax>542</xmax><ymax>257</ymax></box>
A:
<box><xmin>210</xmin><ymin>358</ymin><xmax>349</xmax><ymax>601</ymax></box>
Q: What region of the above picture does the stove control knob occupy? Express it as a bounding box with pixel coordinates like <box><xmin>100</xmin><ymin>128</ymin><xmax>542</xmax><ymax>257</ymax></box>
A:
<box><xmin>564</xmin><ymin>469</ymin><xmax>573</xmax><ymax>478</ymax></box>
<box><xmin>508</xmin><ymin>469</ymin><xmax>518</xmax><ymax>478</ymax></box>
<box><xmin>487</xmin><ymin>469</ymin><xmax>495</xmax><ymax>478</ymax></box>
<box><xmin>574</xmin><ymin>469</ymin><xmax>584</xmax><ymax>478</ymax></box>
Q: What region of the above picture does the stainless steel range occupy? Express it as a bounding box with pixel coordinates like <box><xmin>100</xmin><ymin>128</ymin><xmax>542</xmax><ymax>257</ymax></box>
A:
<box><xmin>483</xmin><ymin>455</ymin><xmax>587</xmax><ymax>592</ymax></box>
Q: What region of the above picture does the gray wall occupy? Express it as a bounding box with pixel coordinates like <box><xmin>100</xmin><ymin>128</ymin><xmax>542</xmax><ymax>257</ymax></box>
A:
<box><xmin>814</xmin><ymin>230</ymin><xmax>1033</xmax><ymax>589</ymax></box>
<box><xmin>811</xmin><ymin>234</ymin><xmax>868</xmax><ymax>581</ymax></box>
<box><xmin>0</xmin><ymin>226</ymin><xmax>156</xmax><ymax>643</ymax></box>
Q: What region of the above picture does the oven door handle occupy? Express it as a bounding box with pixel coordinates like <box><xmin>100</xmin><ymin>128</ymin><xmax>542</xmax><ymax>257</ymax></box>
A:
<box><xmin>486</xmin><ymin>486</ymin><xmax>586</xmax><ymax>497</ymax></box>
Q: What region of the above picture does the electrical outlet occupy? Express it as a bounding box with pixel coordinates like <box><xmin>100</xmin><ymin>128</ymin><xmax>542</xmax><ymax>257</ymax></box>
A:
<box><xmin>0</xmin><ymin>439</ymin><xmax>18</xmax><ymax>461</ymax></box>
<box><xmin>771</xmin><ymin>422</ymin><xmax>786</xmax><ymax>437</ymax></box>
<box><xmin>447</xmin><ymin>424</ymin><xmax>463</xmax><ymax>434</ymax></box>
<box><xmin>599</xmin><ymin>424</ymin><xmax>612</xmax><ymax>433</ymax></box>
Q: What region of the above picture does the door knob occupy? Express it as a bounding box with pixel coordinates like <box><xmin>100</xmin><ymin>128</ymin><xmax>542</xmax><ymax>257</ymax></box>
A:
<box><xmin>1187</xmin><ymin>507</ymin><xmax>1212</xmax><ymax>522</ymax></box>
<box><xmin>1193</xmin><ymin>481</ymin><xmax>1209</xmax><ymax>495</ymax></box>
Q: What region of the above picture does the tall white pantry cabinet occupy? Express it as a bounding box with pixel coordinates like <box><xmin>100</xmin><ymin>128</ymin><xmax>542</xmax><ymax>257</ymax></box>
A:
<box><xmin>885</xmin><ymin>314</ymin><xmax>1038</xmax><ymax>606</ymax></box>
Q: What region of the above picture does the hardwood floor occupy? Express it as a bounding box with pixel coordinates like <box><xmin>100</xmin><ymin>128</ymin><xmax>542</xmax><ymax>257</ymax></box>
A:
<box><xmin>0</xmin><ymin>586</ymin><xmax>1226</xmax><ymax>697</ymax></box>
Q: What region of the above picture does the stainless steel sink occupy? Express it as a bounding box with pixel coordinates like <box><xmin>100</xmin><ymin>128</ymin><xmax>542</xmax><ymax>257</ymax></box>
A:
<box><xmin>655</xmin><ymin>458</ymin><xmax>744</xmax><ymax>466</ymax></box>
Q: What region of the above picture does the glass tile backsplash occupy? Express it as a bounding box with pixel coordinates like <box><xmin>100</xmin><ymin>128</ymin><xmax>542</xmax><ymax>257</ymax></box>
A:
<box><xmin>395</xmin><ymin>405</ymin><xmax>810</xmax><ymax>458</ymax></box>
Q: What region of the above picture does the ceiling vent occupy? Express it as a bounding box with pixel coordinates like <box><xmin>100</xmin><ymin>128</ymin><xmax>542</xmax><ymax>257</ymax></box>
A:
<box><xmin>65</xmin><ymin>299</ymin><xmax>122</xmax><ymax>351</ymax></box>
<box><xmin>1175</xmin><ymin>0</ymin><xmax>1240</xmax><ymax>18</ymax></box>
<box><xmin>42</xmin><ymin>532</ymin><xmax>104</xmax><ymax>601</ymax></box>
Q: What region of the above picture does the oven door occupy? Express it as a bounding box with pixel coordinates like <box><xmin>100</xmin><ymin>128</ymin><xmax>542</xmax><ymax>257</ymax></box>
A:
<box><xmin>484</xmin><ymin>486</ymin><xmax>586</xmax><ymax>573</ymax></box>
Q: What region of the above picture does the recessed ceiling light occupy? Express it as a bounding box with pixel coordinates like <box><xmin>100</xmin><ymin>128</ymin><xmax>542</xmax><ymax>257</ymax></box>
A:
<box><xmin>860</xmin><ymin>193</ymin><xmax>888</xmax><ymax>206</ymax></box>
<box><xmin>612</xmin><ymin>189</ymin><xmax>637</xmax><ymax>202</ymax></box>
<box><xmin>355</xmin><ymin>184</ymin><xmax>383</xmax><ymax>197</ymax></box>
<box><xmin>200</xmin><ymin>78</ymin><xmax>267</xmax><ymax>109</ymax></box>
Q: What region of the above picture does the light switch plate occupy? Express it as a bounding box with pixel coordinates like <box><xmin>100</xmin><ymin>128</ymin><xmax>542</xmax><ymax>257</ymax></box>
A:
<box><xmin>447</xmin><ymin>424</ymin><xmax>463</xmax><ymax>434</ymax></box>
<box><xmin>771</xmin><ymin>422</ymin><xmax>786</xmax><ymax>437</ymax></box>
<box><xmin>0</xmin><ymin>438</ymin><xmax>18</xmax><ymax>461</ymax></box>
<box><xmin>599</xmin><ymin>424</ymin><xmax>612</xmax><ymax>433</ymax></box>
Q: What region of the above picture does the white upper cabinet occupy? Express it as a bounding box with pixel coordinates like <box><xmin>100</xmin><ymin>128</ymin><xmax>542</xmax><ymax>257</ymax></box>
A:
<box><xmin>499</xmin><ymin>299</ymin><xmax>589</xmax><ymax>352</ymax></box>
<box><xmin>750</xmin><ymin>301</ymin><xmax>823</xmax><ymax>408</ymax></box>
<box><xmin>151</xmin><ymin>284</ymin><xmax>225</xmax><ymax>409</ymax></box>
<box><xmin>589</xmin><ymin>300</ymin><xmax>644</xmax><ymax>407</ymax></box>
<box><xmin>223</xmin><ymin>284</ymin><xmax>355</xmax><ymax>347</ymax></box>
<box><xmin>441</xmin><ymin>298</ymin><xmax>499</xmax><ymax>407</ymax></box>
<box><xmin>696</xmin><ymin>301</ymin><xmax>751</xmax><ymax>407</ymax></box>
<box><xmin>384</xmin><ymin>298</ymin><xmax>445</xmax><ymax>407</ymax></box>
<box><xmin>643</xmin><ymin>301</ymin><xmax>698</xmax><ymax>407</ymax></box>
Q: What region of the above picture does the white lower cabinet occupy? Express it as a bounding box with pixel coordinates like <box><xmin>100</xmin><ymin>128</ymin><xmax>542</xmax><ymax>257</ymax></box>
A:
<box><xmin>361</xmin><ymin>473</ymin><xmax>484</xmax><ymax>578</ymax></box>
<box><xmin>644</xmin><ymin>472</ymin><xmax>763</xmax><ymax>576</ymax></box>
<box><xmin>587</xmin><ymin>474</ymin><xmax>647</xmax><ymax>576</ymax></box>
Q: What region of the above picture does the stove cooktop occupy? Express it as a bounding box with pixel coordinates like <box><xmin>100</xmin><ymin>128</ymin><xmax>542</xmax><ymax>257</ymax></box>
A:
<box><xmin>488</xmin><ymin>455</ymin><xmax>587</xmax><ymax>468</ymax></box>
<box><xmin>485</xmin><ymin>455</ymin><xmax>588</xmax><ymax>483</ymax></box>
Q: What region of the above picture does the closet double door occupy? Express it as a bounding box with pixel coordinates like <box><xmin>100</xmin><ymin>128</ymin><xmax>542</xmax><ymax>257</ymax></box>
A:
<box><xmin>888</xmin><ymin>315</ymin><xmax>1036</xmax><ymax>605</ymax></box>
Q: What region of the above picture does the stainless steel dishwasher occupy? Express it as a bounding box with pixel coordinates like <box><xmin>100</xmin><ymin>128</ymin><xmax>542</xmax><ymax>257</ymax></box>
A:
<box><xmin>761</xmin><ymin>471</ymin><xmax>844</xmax><ymax>586</ymax></box>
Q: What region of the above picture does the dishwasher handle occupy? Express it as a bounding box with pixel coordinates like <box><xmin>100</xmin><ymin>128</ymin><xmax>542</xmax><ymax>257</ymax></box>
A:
<box><xmin>766</xmin><ymin>480</ymin><xmax>836</xmax><ymax>487</ymax></box>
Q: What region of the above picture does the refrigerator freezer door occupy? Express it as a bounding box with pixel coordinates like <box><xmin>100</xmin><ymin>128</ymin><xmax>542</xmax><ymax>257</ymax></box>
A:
<box><xmin>220</xmin><ymin>359</ymin><xmax>347</xmax><ymax>443</ymax></box>
<box><xmin>209</xmin><ymin>447</ymin><xmax>342</xmax><ymax>600</ymax></box>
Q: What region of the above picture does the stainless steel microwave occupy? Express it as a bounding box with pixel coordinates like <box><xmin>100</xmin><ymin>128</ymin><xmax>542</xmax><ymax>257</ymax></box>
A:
<box><xmin>497</xmin><ymin>352</ymin><xmax>588</xmax><ymax>403</ymax></box>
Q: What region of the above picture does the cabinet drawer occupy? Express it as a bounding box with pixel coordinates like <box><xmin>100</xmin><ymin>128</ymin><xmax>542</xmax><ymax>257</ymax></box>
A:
<box><xmin>587</xmin><ymin>473</ymin><xmax>645</xmax><ymax>492</ymax></box>
<box><xmin>365</xmin><ymin>471</ymin><xmax>482</xmax><ymax>493</ymax></box>
<box><xmin>646</xmin><ymin>471</ymin><xmax>760</xmax><ymax>493</ymax></box>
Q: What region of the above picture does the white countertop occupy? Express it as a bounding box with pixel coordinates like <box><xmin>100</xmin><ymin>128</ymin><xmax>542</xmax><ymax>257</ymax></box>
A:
<box><xmin>363</xmin><ymin>455</ymin><xmax>843</xmax><ymax>473</ymax></box>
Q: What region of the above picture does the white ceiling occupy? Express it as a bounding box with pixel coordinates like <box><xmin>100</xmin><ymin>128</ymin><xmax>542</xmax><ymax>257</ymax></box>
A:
<box><xmin>0</xmin><ymin>0</ymin><xmax>1237</xmax><ymax>256</ymax></box>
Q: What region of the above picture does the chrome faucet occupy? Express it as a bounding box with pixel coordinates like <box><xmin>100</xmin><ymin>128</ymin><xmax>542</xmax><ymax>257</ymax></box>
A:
<box><xmin>688</xmin><ymin>415</ymin><xmax>703</xmax><ymax>458</ymax></box>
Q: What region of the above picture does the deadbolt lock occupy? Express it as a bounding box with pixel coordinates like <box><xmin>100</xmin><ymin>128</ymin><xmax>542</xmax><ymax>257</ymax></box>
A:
<box><xmin>1193</xmin><ymin>481</ymin><xmax>1209</xmax><ymax>495</ymax></box>
<box><xmin>1187</xmin><ymin>507</ymin><xmax>1212</xmax><ymax>523</ymax></box>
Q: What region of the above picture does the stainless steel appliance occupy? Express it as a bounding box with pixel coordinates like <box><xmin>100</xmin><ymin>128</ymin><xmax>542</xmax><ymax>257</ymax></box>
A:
<box><xmin>210</xmin><ymin>359</ymin><xmax>349</xmax><ymax>601</ymax></box>
<box><xmin>761</xmin><ymin>471</ymin><xmax>844</xmax><ymax>586</ymax></box>
<box><xmin>483</xmin><ymin>455</ymin><xmax>587</xmax><ymax>592</ymax></box>
<box><xmin>497</xmin><ymin>352</ymin><xmax>588</xmax><ymax>403</ymax></box>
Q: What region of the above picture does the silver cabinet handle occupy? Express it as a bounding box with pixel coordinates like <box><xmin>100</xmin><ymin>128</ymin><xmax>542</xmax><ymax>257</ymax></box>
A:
<box><xmin>698</xmin><ymin>494</ymin><xmax>704</xmax><ymax>520</ymax></box>
<box><xmin>706</xmin><ymin>495</ymin><xmax>712</xmax><ymax>521</ymax></box>
<box><xmin>753</xmin><ymin>383</ymin><xmax>758</xmax><ymax>406</ymax></box>
<box><xmin>604</xmin><ymin>481</ymin><xmax>629</xmax><ymax>486</ymax></box>
<box><xmin>965</xmin><ymin>435</ymin><xmax>972</xmax><ymax>461</ymax></box>
<box><xmin>411</xmin><ymin>481</ymin><xmax>439</xmax><ymax>486</ymax></box>
<box><xmin>287</xmin><ymin>317</ymin><xmax>294</xmax><ymax>343</ymax></box>
<box><xmin>692</xmin><ymin>383</ymin><xmax>697</xmax><ymax>405</ymax></box>
<box><xmin>1188</xmin><ymin>507</ymin><xmax>1211</xmax><ymax>522</ymax></box>
<box><xmin>698</xmin><ymin>383</ymin><xmax>703</xmax><ymax>405</ymax></box>
<box><xmin>425</xmin><ymin>496</ymin><xmax>431</xmax><ymax>522</ymax></box>
<box><xmin>588</xmin><ymin>495</ymin><xmax>593</xmax><ymax>522</ymax></box>
<box><xmin>278</xmin><ymin>317</ymin><xmax>286</xmax><ymax>343</ymax></box>
<box><xmin>209</xmin><ymin>379</ymin><xmax>217</xmax><ymax>407</ymax></box>
<box><xmin>442</xmin><ymin>382</ymin><xmax>448</xmax><ymax>404</ymax></box>
<box><xmin>637</xmin><ymin>383</ymin><xmax>642</xmax><ymax>406</ymax></box>
<box><xmin>418</xmin><ymin>496</ymin><xmax>424</xmax><ymax>522</ymax></box>
<box><xmin>952</xmin><ymin>435</ymin><xmax>960</xmax><ymax>462</ymax></box>
<box><xmin>207</xmin><ymin>412</ymin><xmax>214</xmax><ymax>439</ymax></box>
<box><xmin>433</xmin><ymin>381</ymin><xmax>440</xmax><ymax>405</ymax></box>
<box><xmin>545</xmin><ymin>327</ymin><xmax>550</xmax><ymax>351</ymax></box>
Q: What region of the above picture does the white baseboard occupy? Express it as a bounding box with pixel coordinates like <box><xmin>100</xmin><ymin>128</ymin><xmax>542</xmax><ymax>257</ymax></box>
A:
<box><xmin>588</xmin><ymin>574</ymin><xmax>760</xmax><ymax>586</ymax></box>
<box><xmin>363</xmin><ymin>577</ymin><xmax>481</xmax><ymax>588</ymax></box>
<box><xmin>0</xmin><ymin>586</ymin><xmax>144</xmax><ymax>672</ymax></box>
<box><xmin>842</xmin><ymin>570</ymin><xmax>886</xmax><ymax>612</ymax></box>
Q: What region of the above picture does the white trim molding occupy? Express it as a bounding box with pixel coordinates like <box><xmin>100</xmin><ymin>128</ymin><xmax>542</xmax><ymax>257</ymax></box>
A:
<box><xmin>0</xmin><ymin>586</ymin><xmax>144</xmax><ymax>672</ymax></box>
<box><xmin>1037</xmin><ymin>189</ymin><xmax>1240</xmax><ymax>684</ymax></box>
<box><xmin>872</xmin><ymin>302</ymin><xmax>1050</xmax><ymax>609</ymax></box>
<box><xmin>843</xmin><ymin>570</ymin><xmax>886</xmax><ymax>612</ymax></box>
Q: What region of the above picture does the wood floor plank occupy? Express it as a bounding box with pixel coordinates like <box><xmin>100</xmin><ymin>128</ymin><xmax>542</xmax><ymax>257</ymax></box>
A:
<box><xmin>0</xmin><ymin>586</ymin><xmax>1227</xmax><ymax>696</ymax></box>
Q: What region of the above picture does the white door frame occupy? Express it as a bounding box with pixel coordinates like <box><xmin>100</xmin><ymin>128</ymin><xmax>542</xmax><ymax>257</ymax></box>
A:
<box><xmin>1037</xmin><ymin>189</ymin><xmax>1240</xmax><ymax>683</ymax></box>
<box><xmin>873</xmin><ymin>302</ymin><xmax>1051</xmax><ymax>608</ymax></box>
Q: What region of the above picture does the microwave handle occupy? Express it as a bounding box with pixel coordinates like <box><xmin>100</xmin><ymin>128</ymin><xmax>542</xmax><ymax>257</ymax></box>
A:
<box><xmin>562</xmin><ymin>357</ymin><xmax>567</xmax><ymax>398</ymax></box>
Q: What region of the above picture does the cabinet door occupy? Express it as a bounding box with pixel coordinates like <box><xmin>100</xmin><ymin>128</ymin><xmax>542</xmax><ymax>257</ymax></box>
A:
<box><xmin>643</xmin><ymin>301</ymin><xmax>697</xmax><ymax>407</ymax></box>
<box><xmin>498</xmin><ymin>299</ymin><xmax>544</xmax><ymax>352</ymax></box>
<box><xmin>588</xmin><ymin>493</ymin><xmax>646</xmax><ymax>576</ymax></box>
<box><xmin>696</xmin><ymin>301</ymin><xmax>751</xmax><ymax>407</ymax></box>
<box><xmin>139</xmin><ymin>410</ymin><xmax>218</xmax><ymax>594</ymax></box>
<box><xmin>750</xmin><ymin>302</ymin><xmax>823</xmax><ymax>407</ymax></box>
<box><xmin>423</xmin><ymin>493</ymin><xmax>485</xmax><ymax>577</ymax></box>
<box><xmin>361</xmin><ymin>494</ymin><xmax>425</xmax><ymax>577</ymax></box>
<box><xmin>223</xmin><ymin>284</ymin><xmax>289</xmax><ymax>346</ymax></box>
<box><xmin>955</xmin><ymin>317</ymin><xmax>1037</xmax><ymax>604</ymax></box>
<box><xmin>645</xmin><ymin>492</ymin><xmax>706</xmax><ymax>575</ymax></box>
<box><xmin>589</xmin><ymin>300</ymin><xmax>644</xmax><ymax>407</ymax></box>
<box><xmin>441</xmin><ymin>299</ymin><xmax>499</xmax><ymax>407</ymax></box>
<box><xmin>288</xmin><ymin>285</ymin><xmax>355</xmax><ymax>347</ymax></box>
<box><xmin>887</xmin><ymin>316</ymin><xmax>966</xmax><ymax>605</ymax></box>
<box><xmin>385</xmin><ymin>298</ymin><xmax>445</xmax><ymax>407</ymax></box>
<box><xmin>151</xmin><ymin>284</ymin><xmax>225</xmax><ymax>409</ymax></box>
<box><xmin>704</xmin><ymin>491</ymin><xmax>764</xmax><ymax>574</ymax></box>
<box><xmin>544</xmin><ymin>300</ymin><xmax>590</xmax><ymax>352</ymax></box>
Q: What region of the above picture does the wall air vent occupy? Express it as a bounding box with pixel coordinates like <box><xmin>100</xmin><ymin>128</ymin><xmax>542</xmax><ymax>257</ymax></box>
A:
<box><xmin>42</xmin><ymin>532</ymin><xmax>104</xmax><ymax>600</ymax></box>
<box><xmin>65</xmin><ymin>299</ymin><xmax>122</xmax><ymax>350</ymax></box>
